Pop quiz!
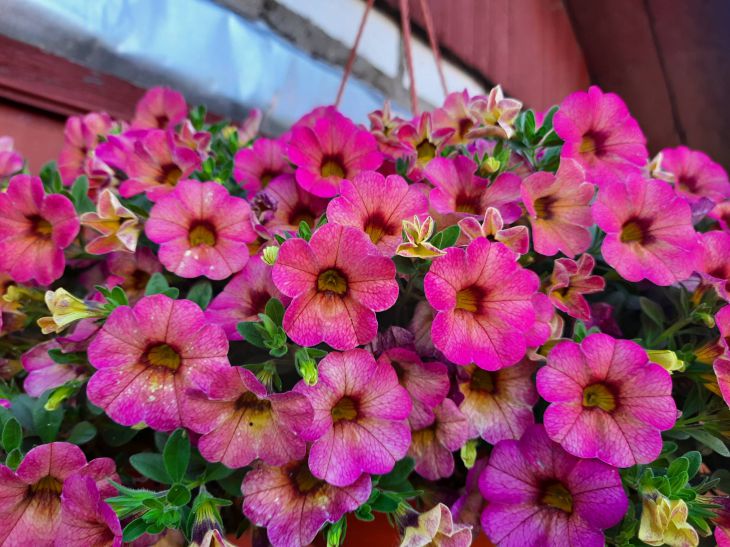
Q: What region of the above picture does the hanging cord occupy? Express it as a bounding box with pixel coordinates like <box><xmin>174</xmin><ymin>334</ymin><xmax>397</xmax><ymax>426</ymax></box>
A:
<box><xmin>335</xmin><ymin>0</ymin><xmax>375</xmax><ymax>108</ymax></box>
<box><xmin>418</xmin><ymin>0</ymin><xmax>448</xmax><ymax>97</ymax></box>
<box><xmin>400</xmin><ymin>0</ymin><xmax>419</xmax><ymax>116</ymax></box>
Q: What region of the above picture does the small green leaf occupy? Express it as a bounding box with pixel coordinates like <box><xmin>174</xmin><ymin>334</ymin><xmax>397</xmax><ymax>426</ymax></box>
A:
<box><xmin>639</xmin><ymin>297</ymin><xmax>665</xmax><ymax>328</ymax></box>
<box><xmin>145</xmin><ymin>273</ymin><xmax>170</xmax><ymax>296</ymax></box>
<box><xmin>298</xmin><ymin>220</ymin><xmax>312</xmax><ymax>241</ymax></box>
<box><xmin>67</xmin><ymin>421</ymin><xmax>97</xmax><ymax>445</ymax></box>
<box><xmin>237</xmin><ymin>321</ymin><xmax>266</xmax><ymax>348</ymax></box>
<box><xmin>123</xmin><ymin>518</ymin><xmax>149</xmax><ymax>542</ymax></box>
<box><xmin>33</xmin><ymin>394</ymin><xmax>64</xmax><ymax>443</ymax></box>
<box><xmin>522</xmin><ymin>110</ymin><xmax>536</xmax><ymax>140</ymax></box>
<box><xmin>2</xmin><ymin>418</ymin><xmax>22</xmax><ymax>452</ymax></box>
<box><xmin>354</xmin><ymin>504</ymin><xmax>374</xmax><ymax>521</ymax></box>
<box><xmin>161</xmin><ymin>287</ymin><xmax>180</xmax><ymax>299</ymax></box>
<box><xmin>684</xmin><ymin>451</ymin><xmax>702</xmax><ymax>479</ymax></box>
<box><xmin>163</xmin><ymin>429</ymin><xmax>190</xmax><ymax>482</ymax></box>
<box><xmin>669</xmin><ymin>471</ymin><xmax>689</xmax><ymax>495</ymax></box>
<box><xmin>130</xmin><ymin>453</ymin><xmax>173</xmax><ymax>484</ymax></box>
<box><xmin>378</xmin><ymin>457</ymin><xmax>415</xmax><ymax>490</ymax></box>
<box><xmin>47</xmin><ymin>349</ymin><xmax>85</xmax><ymax>365</ymax></box>
<box><xmin>5</xmin><ymin>448</ymin><xmax>22</xmax><ymax>470</ymax></box>
<box><xmin>186</xmin><ymin>281</ymin><xmax>213</xmax><ymax>309</ymax></box>
<box><xmin>687</xmin><ymin>430</ymin><xmax>730</xmax><ymax>457</ymax></box>
<box><xmin>434</xmin><ymin>225</ymin><xmax>460</xmax><ymax>249</ymax></box>
<box><xmin>70</xmin><ymin>176</ymin><xmax>96</xmax><ymax>213</ymax></box>
<box><xmin>668</xmin><ymin>456</ymin><xmax>689</xmax><ymax>477</ymax></box>
<box><xmin>167</xmin><ymin>484</ymin><xmax>191</xmax><ymax>506</ymax></box>
<box><xmin>40</xmin><ymin>161</ymin><xmax>63</xmax><ymax>193</ymax></box>
<box><xmin>370</xmin><ymin>491</ymin><xmax>400</xmax><ymax>513</ymax></box>
<box><xmin>265</xmin><ymin>298</ymin><xmax>285</xmax><ymax>327</ymax></box>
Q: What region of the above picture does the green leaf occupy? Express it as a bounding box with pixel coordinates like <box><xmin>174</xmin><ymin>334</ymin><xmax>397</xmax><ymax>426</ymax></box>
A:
<box><xmin>687</xmin><ymin>430</ymin><xmax>730</xmax><ymax>456</ymax></box>
<box><xmin>67</xmin><ymin>421</ymin><xmax>97</xmax><ymax>444</ymax></box>
<box><xmin>684</xmin><ymin>451</ymin><xmax>702</xmax><ymax>479</ymax></box>
<box><xmin>370</xmin><ymin>491</ymin><xmax>400</xmax><ymax>513</ymax></box>
<box><xmin>39</xmin><ymin>161</ymin><xmax>63</xmax><ymax>194</ymax></box>
<box><xmin>167</xmin><ymin>484</ymin><xmax>191</xmax><ymax>506</ymax></box>
<box><xmin>378</xmin><ymin>457</ymin><xmax>414</xmax><ymax>490</ymax></box>
<box><xmin>522</xmin><ymin>110</ymin><xmax>536</xmax><ymax>140</ymax></box>
<box><xmin>47</xmin><ymin>349</ymin><xmax>85</xmax><ymax>365</ymax></box>
<box><xmin>186</xmin><ymin>281</ymin><xmax>213</xmax><ymax>310</ymax></box>
<box><xmin>434</xmin><ymin>225</ymin><xmax>460</xmax><ymax>249</ymax></box>
<box><xmin>163</xmin><ymin>429</ymin><xmax>190</xmax><ymax>482</ymax></box>
<box><xmin>130</xmin><ymin>453</ymin><xmax>173</xmax><ymax>484</ymax></box>
<box><xmin>161</xmin><ymin>287</ymin><xmax>180</xmax><ymax>299</ymax></box>
<box><xmin>70</xmin><ymin>176</ymin><xmax>96</xmax><ymax>214</ymax></box>
<box><xmin>123</xmin><ymin>518</ymin><xmax>149</xmax><ymax>542</ymax></box>
<box><xmin>236</xmin><ymin>321</ymin><xmax>266</xmax><ymax>348</ymax></box>
<box><xmin>652</xmin><ymin>476</ymin><xmax>671</xmax><ymax>497</ymax></box>
<box><xmin>204</xmin><ymin>463</ymin><xmax>235</xmax><ymax>482</ymax></box>
<box><xmin>2</xmin><ymin>418</ymin><xmax>22</xmax><ymax>452</ymax></box>
<box><xmin>668</xmin><ymin>456</ymin><xmax>689</xmax><ymax>477</ymax></box>
<box><xmin>32</xmin><ymin>394</ymin><xmax>64</xmax><ymax>443</ymax></box>
<box><xmin>669</xmin><ymin>471</ymin><xmax>689</xmax><ymax>495</ymax></box>
<box><xmin>354</xmin><ymin>504</ymin><xmax>374</xmax><ymax>521</ymax></box>
<box><xmin>639</xmin><ymin>297</ymin><xmax>665</xmax><ymax>327</ymax></box>
<box><xmin>5</xmin><ymin>448</ymin><xmax>22</xmax><ymax>470</ymax></box>
<box><xmin>265</xmin><ymin>298</ymin><xmax>285</xmax><ymax>327</ymax></box>
<box><xmin>101</xmin><ymin>422</ymin><xmax>138</xmax><ymax>446</ymax></box>
<box><xmin>145</xmin><ymin>273</ymin><xmax>170</xmax><ymax>296</ymax></box>
<box><xmin>298</xmin><ymin>220</ymin><xmax>312</xmax><ymax>241</ymax></box>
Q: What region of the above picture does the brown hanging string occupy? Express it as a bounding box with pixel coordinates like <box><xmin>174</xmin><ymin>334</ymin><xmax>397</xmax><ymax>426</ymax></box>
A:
<box><xmin>418</xmin><ymin>0</ymin><xmax>448</xmax><ymax>97</ymax></box>
<box><xmin>335</xmin><ymin>0</ymin><xmax>375</xmax><ymax>108</ymax></box>
<box><xmin>399</xmin><ymin>0</ymin><xmax>419</xmax><ymax>116</ymax></box>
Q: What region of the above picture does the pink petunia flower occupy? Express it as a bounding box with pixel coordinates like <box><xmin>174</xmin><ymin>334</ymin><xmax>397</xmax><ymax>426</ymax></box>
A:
<box><xmin>426</xmin><ymin>155</ymin><xmax>522</xmax><ymax>224</ymax></box>
<box><xmin>145</xmin><ymin>179</ymin><xmax>256</xmax><ymax>280</ymax></box>
<box><xmin>432</xmin><ymin>90</ymin><xmax>479</xmax><ymax>146</ymax></box>
<box><xmin>256</xmin><ymin>175</ymin><xmax>328</xmax><ymax>235</ymax></box>
<box><xmin>547</xmin><ymin>254</ymin><xmax>606</xmax><ymax>321</ymax></box>
<box><xmin>205</xmin><ymin>257</ymin><xmax>287</xmax><ymax>340</ymax></box>
<box><xmin>458</xmin><ymin>207</ymin><xmax>529</xmax><ymax>256</ymax></box>
<box><xmin>699</xmin><ymin>230</ymin><xmax>730</xmax><ymax>301</ymax></box>
<box><xmin>242</xmin><ymin>459</ymin><xmax>371</xmax><ymax>547</ymax></box>
<box><xmin>288</xmin><ymin>109</ymin><xmax>382</xmax><ymax>197</ymax></box>
<box><xmin>58</xmin><ymin>474</ymin><xmax>122</xmax><ymax>547</ymax></box>
<box><xmin>368</xmin><ymin>101</ymin><xmax>409</xmax><ymax>157</ymax></box>
<box><xmin>99</xmin><ymin>130</ymin><xmax>201</xmax><ymax>202</ymax></box>
<box><xmin>424</xmin><ymin>238</ymin><xmax>539</xmax><ymax>370</ymax></box>
<box><xmin>234</xmin><ymin>137</ymin><xmax>293</xmax><ymax>193</ymax></box>
<box><xmin>377</xmin><ymin>347</ymin><xmax>449</xmax><ymax>429</ymax></box>
<box><xmin>21</xmin><ymin>340</ymin><xmax>86</xmax><ymax>398</ymax></box>
<box><xmin>399</xmin><ymin>502</ymin><xmax>472</xmax><ymax>547</ymax></box>
<box><xmin>185</xmin><ymin>366</ymin><xmax>312</xmax><ymax>468</ymax></box>
<box><xmin>715</xmin><ymin>357</ymin><xmax>730</xmax><ymax>410</ymax></box>
<box><xmin>132</xmin><ymin>87</ymin><xmax>187</xmax><ymax>130</ymax></box>
<box><xmin>451</xmin><ymin>458</ymin><xmax>488</xmax><ymax>538</ymax></box>
<box><xmin>718</xmin><ymin>305</ymin><xmax>730</xmax><ymax>355</ymax></box>
<box><xmin>658</xmin><ymin>145</ymin><xmax>730</xmax><ymax>205</ymax></box>
<box><xmin>537</xmin><ymin>333</ymin><xmax>677</xmax><ymax>467</ymax></box>
<box><xmin>457</xmin><ymin>360</ymin><xmax>537</xmax><ymax>443</ymax></box>
<box><xmin>0</xmin><ymin>442</ymin><xmax>118</xmax><ymax>546</ymax></box>
<box><xmin>394</xmin><ymin>112</ymin><xmax>453</xmax><ymax>180</ymax></box>
<box><xmin>554</xmin><ymin>86</ymin><xmax>648</xmax><ymax>185</ymax></box>
<box><xmin>80</xmin><ymin>189</ymin><xmax>140</xmax><ymax>255</ymax></box>
<box><xmin>293</xmin><ymin>349</ymin><xmax>411</xmax><ymax>486</ymax></box>
<box><xmin>521</xmin><ymin>158</ymin><xmax>595</xmax><ymax>257</ymax></box>
<box><xmin>0</xmin><ymin>137</ymin><xmax>23</xmax><ymax>179</ymax></box>
<box><xmin>327</xmin><ymin>171</ymin><xmax>428</xmax><ymax>255</ymax></box>
<box><xmin>480</xmin><ymin>424</ymin><xmax>628</xmax><ymax>547</ymax></box>
<box><xmin>86</xmin><ymin>294</ymin><xmax>230</xmax><ymax>432</ymax></box>
<box><xmin>58</xmin><ymin>113</ymin><xmax>114</xmax><ymax>186</ymax></box>
<box><xmin>408</xmin><ymin>398</ymin><xmax>469</xmax><ymax>481</ymax></box>
<box><xmin>467</xmin><ymin>85</ymin><xmax>523</xmax><ymax>140</ymax></box>
<box><xmin>273</xmin><ymin>223</ymin><xmax>398</xmax><ymax>350</ymax></box>
<box><xmin>710</xmin><ymin>200</ymin><xmax>730</xmax><ymax>231</ymax></box>
<box><xmin>0</xmin><ymin>175</ymin><xmax>80</xmax><ymax>285</ymax></box>
<box><xmin>593</xmin><ymin>174</ymin><xmax>700</xmax><ymax>286</ymax></box>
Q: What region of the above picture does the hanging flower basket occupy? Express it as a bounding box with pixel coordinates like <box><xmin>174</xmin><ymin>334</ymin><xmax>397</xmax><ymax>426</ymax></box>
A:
<box><xmin>0</xmin><ymin>74</ymin><xmax>729</xmax><ymax>547</ymax></box>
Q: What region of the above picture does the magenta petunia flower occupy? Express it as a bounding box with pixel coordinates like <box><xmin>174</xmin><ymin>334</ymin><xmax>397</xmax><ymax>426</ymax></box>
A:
<box><xmin>537</xmin><ymin>333</ymin><xmax>677</xmax><ymax>467</ymax></box>
<box><xmin>205</xmin><ymin>257</ymin><xmax>287</xmax><ymax>340</ymax></box>
<box><xmin>699</xmin><ymin>230</ymin><xmax>730</xmax><ymax>301</ymax></box>
<box><xmin>256</xmin><ymin>175</ymin><xmax>328</xmax><ymax>235</ymax></box>
<box><xmin>58</xmin><ymin>112</ymin><xmax>114</xmax><ymax>185</ymax></box>
<box><xmin>132</xmin><ymin>87</ymin><xmax>187</xmax><ymax>130</ymax></box>
<box><xmin>234</xmin><ymin>137</ymin><xmax>293</xmax><ymax>193</ymax></box>
<box><xmin>242</xmin><ymin>459</ymin><xmax>371</xmax><ymax>547</ymax></box>
<box><xmin>432</xmin><ymin>90</ymin><xmax>478</xmax><ymax>146</ymax></box>
<box><xmin>554</xmin><ymin>85</ymin><xmax>648</xmax><ymax>185</ymax></box>
<box><xmin>408</xmin><ymin>398</ymin><xmax>469</xmax><ymax>481</ymax></box>
<box><xmin>327</xmin><ymin>171</ymin><xmax>428</xmax><ymax>255</ymax></box>
<box><xmin>718</xmin><ymin>305</ymin><xmax>730</xmax><ymax>355</ymax></box>
<box><xmin>547</xmin><ymin>254</ymin><xmax>606</xmax><ymax>321</ymax></box>
<box><xmin>86</xmin><ymin>294</ymin><xmax>230</xmax><ymax>432</ymax></box>
<box><xmin>273</xmin><ymin>223</ymin><xmax>398</xmax><ymax>350</ymax></box>
<box><xmin>58</xmin><ymin>474</ymin><xmax>122</xmax><ymax>547</ymax></box>
<box><xmin>377</xmin><ymin>347</ymin><xmax>449</xmax><ymax>429</ymax></box>
<box><xmin>521</xmin><ymin>158</ymin><xmax>594</xmax><ymax>257</ymax></box>
<box><xmin>22</xmin><ymin>340</ymin><xmax>86</xmax><ymax>398</ymax></box>
<box><xmin>100</xmin><ymin>130</ymin><xmax>201</xmax><ymax>202</ymax></box>
<box><xmin>593</xmin><ymin>174</ymin><xmax>700</xmax><ymax>286</ymax></box>
<box><xmin>0</xmin><ymin>175</ymin><xmax>80</xmax><ymax>285</ymax></box>
<box><xmin>294</xmin><ymin>349</ymin><xmax>411</xmax><ymax>486</ymax></box>
<box><xmin>425</xmin><ymin>155</ymin><xmax>522</xmax><ymax>224</ymax></box>
<box><xmin>0</xmin><ymin>137</ymin><xmax>23</xmax><ymax>179</ymax></box>
<box><xmin>424</xmin><ymin>238</ymin><xmax>539</xmax><ymax>370</ymax></box>
<box><xmin>145</xmin><ymin>179</ymin><xmax>256</xmax><ymax>280</ymax></box>
<box><xmin>710</xmin><ymin>200</ymin><xmax>730</xmax><ymax>231</ymax></box>
<box><xmin>457</xmin><ymin>360</ymin><xmax>537</xmax><ymax>443</ymax></box>
<box><xmin>0</xmin><ymin>442</ymin><xmax>117</xmax><ymax>546</ymax></box>
<box><xmin>288</xmin><ymin>109</ymin><xmax>382</xmax><ymax>197</ymax></box>
<box><xmin>480</xmin><ymin>424</ymin><xmax>628</xmax><ymax>547</ymax></box>
<box><xmin>185</xmin><ymin>366</ymin><xmax>312</xmax><ymax>468</ymax></box>
<box><xmin>659</xmin><ymin>145</ymin><xmax>730</xmax><ymax>205</ymax></box>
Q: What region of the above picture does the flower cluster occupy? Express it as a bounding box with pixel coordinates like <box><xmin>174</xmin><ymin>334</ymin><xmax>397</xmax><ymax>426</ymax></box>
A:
<box><xmin>0</xmin><ymin>82</ymin><xmax>728</xmax><ymax>547</ymax></box>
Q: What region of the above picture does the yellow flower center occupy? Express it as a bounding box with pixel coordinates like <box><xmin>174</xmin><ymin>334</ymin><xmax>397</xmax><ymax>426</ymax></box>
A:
<box><xmin>188</xmin><ymin>223</ymin><xmax>217</xmax><ymax>247</ymax></box>
<box><xmin>579</xmin><ymin>135</ymin><xmax>596</xmax><ymax>154</ymax></box>
<box><xmin>542</xmin><ymin>481</ymin><xmax>573</xmax><ymax>513</ymax></box>
<box><xmin>291</xmin><ymin>464</ymin><xmax>322</xmax><ymax>494</ymax></box>
<box><xmin>363</xmin><ymin>214</ymin><xmax>389</xmax><ymax>244</ymax></box>
<box><xmin>317</xmin><ymin>269</ymin><xmax>347</xmax><ymax>296</ymax></box>
<box><xmin>235</xmin><ymin>391</ymin><xmax>273</xmax><ymax>430</ymax></box>
<box><xmin>143</xmin><ymin>343</ymin><xmax>181</xmax><ymax>371</ymax></box>
<box><xmin>30</xmin><ymin>475</ymin><xmax>63</xmax><ymax>495</ymax></box>
<box><xmin>469</xmin><ymin>368</ymin><xmax>496</xmax><ymax>393</ymax></box>
<box><xmin>582</xmin><ymin>383</ymin><xmax>616</xmax><ymax>412</ymax></box>
<box><xmin>29</xmin><ymin>215</ymin><xmax>53</xmax><ymax>238</ymax></box>
<box><xmin>533</xmin><ymin>196</ymin><xmax>555</xmax><ymax>220</ymax></box>
<box><xmin>416</xmin><ymin>139</ymin><xmax>436</xmax><ymax>162</ymax></box>
<box><xmin>331</xmin><ymin>396</ymin><xmax>358</xmax><ymax>422</ymax></box>
<box><xmin>320</xmin><ymin>157</ymin><xmax>346</xmax><ymax>178</ymax></box>
<box><xmin>160</xmin><ymin>164</ymin><xmax>183</xmax><ymax>187</ymax></box>
<box><xmin>620</xmin><ymin>218</ymin><xmax>652</xmax><ymax>244</ymax></box>
<box><xmin>455</xmin><ymin>287</ymin><xmax>480</xmax><ymax>313</ymax></box>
